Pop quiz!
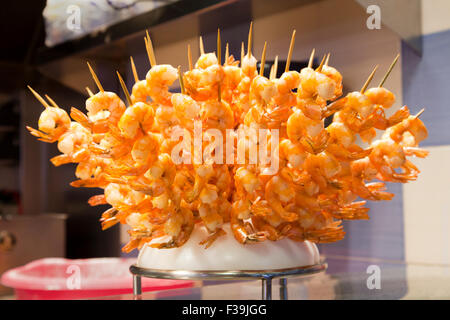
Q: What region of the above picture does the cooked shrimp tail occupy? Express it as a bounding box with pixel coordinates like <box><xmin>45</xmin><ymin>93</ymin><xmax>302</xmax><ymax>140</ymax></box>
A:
<box><xmin>88</xmin><ymin>194</ymin><xmax>107</xmax><ymax>206</ymax></box>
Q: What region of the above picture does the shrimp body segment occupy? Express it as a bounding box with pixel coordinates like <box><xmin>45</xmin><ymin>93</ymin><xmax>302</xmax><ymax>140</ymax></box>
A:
<box><xmin>145</xmin><ymin>64</ymin><xmax>178</xmax><ymax>105</ymax></box>
<box><xmin>118</xmin><ymin>102</ymin><xmax>155</xmax><ymax>139</ymax></box>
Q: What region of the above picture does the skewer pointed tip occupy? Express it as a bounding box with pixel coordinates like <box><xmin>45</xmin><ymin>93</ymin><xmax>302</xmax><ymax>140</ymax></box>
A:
<box><xmin>285</xmin><ymin>29</ymin><xmax>296</xmax><ymax>72</ymax></box>
<box><xmin>379</xmin><ymin>53</ymin><xmax>400</xmax><ymax>87</ymax></box>
<box><xmin>187</xmin><ymin>44</ymin><xmax>193</xmax><ymax>71</ymax></box>
<box><xmin>247</xmin><ymin>21</ymin><xmax>253</xmax><ymax>58</ymax></box>
<box><xmin>45</xmin><ymin>94</ymin><xmax>59</xmax><ymax>108</ymax></box>
<box><xmin>130</xmin><ymin>56</ymin><xmax>139</xmax><ymax>83</ymax></box>
<box><xmin>271</xmin><ymin>55</ymin><xmax>279</xmax><ymax>80</ymax></box>
<box><xmin>199</xmin><ymin>36</ymin><xmax>205</xmax><ymax>55</ymax></box>
<box><xmin>260</xmin><ymin>41</ymin><xmax>268</xmax><ymax>76</ymax></box>
<box><xmin>316</xmin><ymin>54</ymin><xmax>327</xmax><ymax>72</ymax></box>
<box><xmin>217</xmin><ymin>28</ymin><xmax>221</xmax><ymax>66</ymax></box>
<box><xmin>224</xmin><ymin>43</ymin><xmax>229</xmax><ymax>65</ymax></box>
<box><xmin>415</xmin><ymin>108</ymin><xmax>425</xmax><ymax>118</ymax></box>
<box><xmin>86</xmin><ymin>86</ymin><xmax>94</xmax><ymax>97</ymax></box>
<box><xmin>144</xmin><ymin>34</ymin><xmax>157</xmax><ymax>68</ymax></box>
<box><xmin>360</xmin><ymin>64</ymin><xmax>379</xmax><ymax>93</ymax></box>
<box><xmin>324</xmin><ymin>52</ymin><xmax>330</xmax><ymax>67</ymax></box>
<box><xmin>308</xmin><ymin>48</ymin><xmax>315</xmax><ymax>69</ymax></box>
<box><xmin>86</xmin><ymin>61</ymin><xmax>104</xmax><ymax>92</ymax></box>
<box><xmin>116</xmin><ymin>71</ymin><xmax>132</xmax><ymax>106</ymax></box>
<box><xmin>27</xmin><ymin>85</ymin><xmax>50</xmax><ymax>108</ymax></box>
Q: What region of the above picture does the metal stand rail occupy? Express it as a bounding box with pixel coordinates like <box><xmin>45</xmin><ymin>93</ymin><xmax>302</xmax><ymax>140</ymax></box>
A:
<box><xmin>130</xmin><ymin>262</ymin><xmax>327</xmax><ymax>300</ymax></box>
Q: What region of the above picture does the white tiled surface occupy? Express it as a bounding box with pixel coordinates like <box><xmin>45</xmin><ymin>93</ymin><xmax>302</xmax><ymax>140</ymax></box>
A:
<box><xmin>402</xmin><ymin>264</ymin><xmax>450</xmax><ymax>299</ymax></box>
<box><xmin>403</xmin><ymin>145</ymin><xmax>450</xmax><ymax>265</ymax></box>
<box><xmin>421</xmin><ymin>0</ymin><xmax>450</xmax><ymax>35</ymax></box>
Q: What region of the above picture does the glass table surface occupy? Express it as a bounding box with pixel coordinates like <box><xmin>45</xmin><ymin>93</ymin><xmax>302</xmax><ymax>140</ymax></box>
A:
<box><xmin>91</xmin><ymin>255</ymin><xmax>450</xmax><ymax>300</ymax></box>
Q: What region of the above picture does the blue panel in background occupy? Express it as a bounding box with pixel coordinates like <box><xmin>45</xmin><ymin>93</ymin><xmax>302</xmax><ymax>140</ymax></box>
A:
<box><xmin>320</xmin><ymin>183</ymin><xmax>404</xmax><ymax>263</ymax></box>
<box><xmin>322</xmin><ymin>28</ymin><xmax>450</xmax><ymax>272</ymax></box>
<box><xmin>320</xmin><ymin>183</ymin><xmax>406</xmax><ymax>300</ymax></box>
<box><xmin>402</xmin><ymin>30</ymin><xmax>450</xmax><ymax>147</ymax></box>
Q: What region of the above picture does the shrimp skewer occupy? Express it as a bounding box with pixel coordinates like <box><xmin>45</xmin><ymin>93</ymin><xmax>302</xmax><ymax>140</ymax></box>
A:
<box><xmin>26</xmin><ymin>87</ymin><xmax>71</xmax><ymax>143</ymax></box>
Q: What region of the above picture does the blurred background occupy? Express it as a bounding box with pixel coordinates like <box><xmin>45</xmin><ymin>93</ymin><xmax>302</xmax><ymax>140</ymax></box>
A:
<box><xmin>0</xmin><ymin>0</ymin><xmax>448</xmax><ymax>299</ymax></box>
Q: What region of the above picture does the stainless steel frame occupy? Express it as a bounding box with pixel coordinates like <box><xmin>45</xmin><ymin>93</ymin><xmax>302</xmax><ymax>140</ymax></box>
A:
<box><xmin>130</xmin><ymin>262</ymin><xmax>327</xmax><ymax>300</ymax></box>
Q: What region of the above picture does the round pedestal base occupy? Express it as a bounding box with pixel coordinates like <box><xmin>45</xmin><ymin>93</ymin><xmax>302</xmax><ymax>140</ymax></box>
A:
<box><xmin>137</xmin><ymin>224</ymin><xmax>320</xmax><ymax>271</ymax></box>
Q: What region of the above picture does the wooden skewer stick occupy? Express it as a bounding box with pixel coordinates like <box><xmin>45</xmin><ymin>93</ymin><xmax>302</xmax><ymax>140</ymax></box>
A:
<box><xmin>324</xmin><ymin>53</ymin><xmax>330</xmax><ymax>67</ymax></box>
<box><xmin>45</xmin><ymin>94</ymin><xmax>60</xmax><ymax>108</ymax></box>
<box><xmin>87</xmin><ymin>62</ymin><xmax>104</xmax><ymax>92</ymax></box>
<box><xmin>316</xmin><ymin>54</ymin><xmax>327</xmax><ymax>72</ymax></box>
<box><xmin>145</xmin><ymin>30</ymin><xmax>157</xmax><ymax>67</ymax></box>
<box><xmin>225</xmin><ymin>43</ymin><xmax>229</xmax><ymax>64</ymax></box>
<box><xmin>308</xmin><ymin>48</ymin><xmax>315</xmax><ymax>69</ymax></box>
<box><xmin>241</xmin><ymin>41</ymin><xmax>245</xmax><ymax>63</ymax></box>
<box><xmin>379</xmin><ymin>53</ymin><xmax>400</xmax><ymax>87</ymax></box>
<box><xmin>27</xmin><ymin>86</ymin><xmax>50</xmax><ymax>108</ymax></box>
<box><xmin>144</xmin><ymin>38</ymin><xmax>156</xmax><ymax>68</ymax></box>
<box><xmin>414</xmin><ymin>108</ymin><xmax>425</xmax><ymax>118</ymax></box>
<box><xmin>130</xmin><ymin>56</ymin><xmax>139</xmax><ymax>83</ymax></box>
<box><xmin>188</xmin><ymin>44</ymin><xmax>193</xmax><ymax>71</ymax></box>
<box><xmin>144</xmin><ymin>38</ymin><xmax>151</xmax><ymax>67</ymax></box>
<box><xmin>285</xmin><ymin>29</ymin><xmax>296</xmax><ymax>72</ymax></box>
<box><xmin>259</xmin><ymin>41</ymin><xmax>267</xmax><ymax>76</ymax></box>
<box><xmin>116</xmin><ymin>71</ymin><xmax>132</xmax><ymax>106</ymax></box>
<box><xmin>86</xmin><ymin>86</ymin><xmax>94</xmax><ymax>97</ymax></box>
<box><xmin>178</xmin><ymin>66</ymin><xmax>185</xmax><ymax>95</ymax></box>
<box><xmin>269</xmin><ymin>64</ymin><xmax>275</xmax><ymax>80</ymax></box>
<box><xmin>247</xmin><ymin>21</ymin><xmax>253</xmax><ymax>57</ymax></box>
<box><xmin>360</xmin><ymin>65</ymin><xmax>379</xmax><ymax>94</ymax></box>
<box><xmin>199</xmin><ymin>36</ymin><xmax>205</xmax><ymax>55</ymax></box>
<box><xmin>217</xmin><ymin>28</ymin><xmax>221</xmax><ymax>66</ymax></box>
<box><xmin>272</xmin><ymin>55</ymin><xmax>279</xmax><ymax>79</ymax></box>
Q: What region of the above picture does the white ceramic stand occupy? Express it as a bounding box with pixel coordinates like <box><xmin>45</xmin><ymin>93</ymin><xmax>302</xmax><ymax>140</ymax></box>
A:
<box><xmin>130</xmin><ymin>224</ymin><xmax>326</xmax><ymax>300</ymax></box>
<box><xmin>137</xmin><ymin>224</ymin><xmax>320</xmax><ymax>270</ymax></box>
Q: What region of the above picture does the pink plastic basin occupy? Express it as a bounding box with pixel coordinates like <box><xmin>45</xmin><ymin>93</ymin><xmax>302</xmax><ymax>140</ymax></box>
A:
<box><xmin>1</xmin><ymin>258</ymin><xmax>194</xmax><ymax>300</ymax></box>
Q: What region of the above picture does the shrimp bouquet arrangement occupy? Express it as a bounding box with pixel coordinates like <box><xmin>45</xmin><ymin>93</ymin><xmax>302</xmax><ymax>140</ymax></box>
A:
<box><xmin>27</xmin><ymin>24</ymin><xmax>428</xmax><ymax>254</ymax></box>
